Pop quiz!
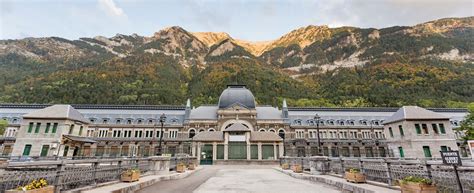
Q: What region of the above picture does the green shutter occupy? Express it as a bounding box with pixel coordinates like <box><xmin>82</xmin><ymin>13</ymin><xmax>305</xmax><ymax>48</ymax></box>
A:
<box><xmin>34</xmin><ymin>123</ymin><xmax>41</xmax><ymax>133</ymax></box>
<box><xmin>217</xmin><ymin>145</ymin><xmax>224</xmax><ymax>159</ymax></box>
<box><xmin>441</xmin><ymin>146</ymin><xmax>448</xmax><ymax>152</ymax></box>
<box><xmin>398</xmin><ymin>125</ymin><xmax>404</xmax><ymax>136</ymax></box>
<box><xmin>431</xmin><ymin>124</ymin><xmax>439</xmax><ymax>134</ymax></box>
<box><xmin>262</xmin><ymin>145</ymin><xmax>274</xmax><ymax>159</ymax></box>
<box><xmin>228</xmin><ymin>142</ymin><xmax>246</xmax><ymax>159</ymax></box>
<box><xmin>27</xmin><ymin>122</ymin><xmax>34</xmax><ymax>133</ymax></box>
<box><xmin>398</xmin><ymin>147</ymin><xmax>404</xmax><ymax>158</ymax></box>
<box><xmin>40</xmin><ymin>145</ymin><xmax>49</xmax><ymax>157</ymax></box>
<box><xmin>251</xmin><ymin>145</ymin><xmax>258</xmax><ymax>159</ymax></box>
<box><xmin>439</xmin><ymin>124</ymin><xmax>446</xmax><ymax>134</ymax></box>
<box><xmin>45</xmin><ymin>123</ymin><xmax>51</xmax><ymax>133</ymax></box>
<box><xmin>423</xmin><ymin>146</ymin><xmax>432</xmax><ymax>158</ymax></box>
<box><xmin>52</xmin><ymin>123</ymin><xmax>58</xmax><ymax>133</ymax></box>
<box><xmin>22</xmin><ymin>145</ymin><xmax>32</xmax><ymax>156</ymax></box>
<box><xmin>415</xmin><ymin>124</ymin><xmax>421</xmax><ymax>134</ymax></box>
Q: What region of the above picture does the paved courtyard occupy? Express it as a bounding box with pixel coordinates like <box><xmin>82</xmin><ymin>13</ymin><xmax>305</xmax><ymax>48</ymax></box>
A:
<box><xmin>138</xmin><ymin>165</ymin><xmax>340</xmax><ymax>193</ymax></box>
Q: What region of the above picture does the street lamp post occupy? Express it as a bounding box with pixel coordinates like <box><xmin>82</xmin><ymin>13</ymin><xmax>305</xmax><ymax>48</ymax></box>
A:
<box><xmin>157</xmin><ymin>113</ymin><xmax>167</xmax><ymax>156</ymax></box>
<box><xmin>314</xmin><ymin>114</ymin><xmax>322</xmax><ymax>156</ymax></box>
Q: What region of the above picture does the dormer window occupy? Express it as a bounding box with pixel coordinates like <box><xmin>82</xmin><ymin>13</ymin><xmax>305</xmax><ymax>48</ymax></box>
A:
<box><xmin>103</xmin><ymin>119</ymin><xmax>109</xmax><ymax>124</ymax></box>
<box><xmin>116</xmin><ymin>119</ymin><xmax>121</xmax><ymax>124</ymax></box>
<box><xmin>137</xmin><ymin>119</ymin><xmax>143</xmax><ymax>124</ymax></box>
<box><xmin>294</xmin><ymin>119</ymin><xmax>302</xmax><ymax>125</ymax></box>
<box><xmin>127</xmin><ymin>119</ymin><xmax>132</xmax><ymax>125</ymax></box>
<box><xmin>148</xmin><ymin>119</ymin><xmax>154</xmax><ymax>124</ymax></box>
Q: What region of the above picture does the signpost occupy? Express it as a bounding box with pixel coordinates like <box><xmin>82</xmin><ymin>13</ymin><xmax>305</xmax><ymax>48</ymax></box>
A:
<box><xmin>440</xmin><ymin>151</ymin><xmax>463</xmax><ymax>192</ymax></box>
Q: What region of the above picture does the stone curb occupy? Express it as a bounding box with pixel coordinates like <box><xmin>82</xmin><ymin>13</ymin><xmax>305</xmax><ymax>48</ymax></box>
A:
<box><xmin>66</xmin><ymin>167</ymin><xmax>202</xmax><ymax>193</ymax></box>
<box><xmin>274</xmin><ymin>168</ymin><xmax>388</xmax><ymax>193</ymax></box>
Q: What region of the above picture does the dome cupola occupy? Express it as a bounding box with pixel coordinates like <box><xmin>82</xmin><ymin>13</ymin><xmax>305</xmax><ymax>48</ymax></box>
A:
<box><xmin>218</xmin><ymin>85</ymin><xmax>256</xmax><ymax>109</ymax></box>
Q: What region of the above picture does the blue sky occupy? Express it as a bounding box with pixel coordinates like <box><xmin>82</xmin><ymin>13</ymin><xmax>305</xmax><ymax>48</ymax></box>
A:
<box><xmin>1</xmin><ymin>0</ymin><xmax>472</xmax><ymax>41</ymax></box>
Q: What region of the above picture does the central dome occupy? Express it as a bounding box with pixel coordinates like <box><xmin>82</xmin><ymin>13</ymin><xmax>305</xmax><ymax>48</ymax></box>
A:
<box><xmin>218</xmin><ymin>85</ymin><xmax>256</xmax><ymax>109</ymax></box>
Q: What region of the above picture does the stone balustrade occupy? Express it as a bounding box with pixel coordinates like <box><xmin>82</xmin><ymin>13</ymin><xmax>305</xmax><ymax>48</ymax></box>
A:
<box><xmin>281</xmin><ymin>156</ymin><xmax>474</xmax><ymax>192</ymax></box>
<box><xmin>0</xmin><ymin>156</ymin><xmax>197</xmax><ymax>193</ymax></box>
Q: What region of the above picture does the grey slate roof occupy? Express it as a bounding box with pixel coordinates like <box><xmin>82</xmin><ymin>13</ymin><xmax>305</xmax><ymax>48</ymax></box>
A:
<box><xmin>250</xmin><ymin>132</ymin><xmax>282</xmax><ymax>142</ymax></box>
<box><xmin>384</xmin><ymin>106</ymin><xmax>448</xmax><ymax>124</ymax></box>
<box><xmin>23</xmin><ymin>105</ymin><xmax>89</xmax><ymax>123</ymax></box>
<box><xmin>192</xmin><ymin>131</ymin><xmax>224</xmax><ymax>141</ymax></box>
<box><xmin>224</xmin><ymin>122</ymin><xmax>250</xmax><ymax>131</ymax></box>
<box><xmin>256</xmin><ymin>106</ymin><xmax>282</xmax><ymax>120</ymax></box>
<box><xmin>189</xmin><ymin>106</ymin><xmax>218</xmax><ymax>119</ymax></box>
<box><xmin>218</xmin><ymin>85</ymin><xmax>256</xmax><ymax>109</ymax></box>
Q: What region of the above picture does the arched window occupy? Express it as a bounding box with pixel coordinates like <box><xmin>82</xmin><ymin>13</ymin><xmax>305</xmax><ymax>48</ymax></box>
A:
<box><xmin>199</xmin><ymin>128</ymin><xmax>205</xmax><ymax>133</ymax></box>
<box><xmin>278</xmin><ymin>129</ymin><xmax>285</xmax><ymax>139</ymax></box>
<box><xmin>208</xmin><ymin>128</ymin><xmax>215</xmax><ymax>132</ymax></box>
<box><xmin>259</xmin><ymin>129</ymin><xmax>266</xmax><ymax>132</ymax></box>
<box><xmin>269</xmin><ymin>129</ymin><xmax>276</xmax><ymax>133</ymax></box>
<box><xmin>189</xmin><ymin>129</ymin><xmax>196</xmax><ymax>138</ymax></box>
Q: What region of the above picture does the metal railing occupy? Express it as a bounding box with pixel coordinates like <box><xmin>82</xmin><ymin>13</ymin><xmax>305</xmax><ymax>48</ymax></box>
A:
<box><xmin>281</xmin><ymin>156</ymin><xmax>474</xmax><ymax>193</ymax></box>
<box><xmin>0</xmin><ymin>156</ymin><xmax>196</xmax><ymax>192</ymax></box>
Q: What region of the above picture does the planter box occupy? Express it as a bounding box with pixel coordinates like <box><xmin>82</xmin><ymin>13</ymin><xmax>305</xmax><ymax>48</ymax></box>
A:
<box><xmin>188</xmin><ymin>163</ymin><xmax>195</xmax><ymax>170</ymax></box>
<box><xmin>121</xmin><ymin>171</ymin><xmax>140</xmax><ymax>182</ymax></box>
<box><xmin>6</xmin><ymin>186</ymin><xmax>54</xmax><ymax>193</ymax></box>
<box><xmin>292</xmin><ymin>164</ymin><xmax>303</xmax><ymax>173</ymax></box>
<box><xmin>177</xmin><ymin>164</ymin><xmax>186</xmax><ymax>173</ymax></box>
<box><xmin>400</xmin><ymin>181</ymin><xmax>437</xmax><ymax>193</ymax></box>
<box><xmin>345</xmin><ymin>172</ymin><xmax>366</xmax><ymax>183</ymax></box>
<box><xmin>281</xmin><ymin>163</ymin><xmax>290</xmax><ymax>170</ymax></box>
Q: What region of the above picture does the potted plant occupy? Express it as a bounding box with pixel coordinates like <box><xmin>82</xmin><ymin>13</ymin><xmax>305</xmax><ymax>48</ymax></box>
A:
<box><xmin>176</xmin><ymin>162</ymin><xmax>186</xmax><ymax>173</ymax></box>
<box><xmin>7</xmin><ymin>178</ymin><xmax>54</xmax><ymax>193</ymax></box>
<box><xmin>345</xmin><ymin>168</ymin><xmax>366</xmax><ymax>183</ymax></box>
<box><xmin>188</xmin><ymin>162</ymin><xmax>195</xmax><ymax>170</ymax></box>
<box><xmin>281</xmin><ymin>163</ymin><xmax>290</xmax><ymax>170</ymax></box>
<box><xmin>399</xmin><ymin>176</ymin><xmax>436</xmax><ymax>193</ymax></box>
<box><xmin>292</xmin><ymin>164</ymin><xmax>303</xmax><ymax>173</ymax></box>
<box><xmin>121</xmin><ymin>168</ymin><xmax>140</xmax><ymax>182</ymax></box>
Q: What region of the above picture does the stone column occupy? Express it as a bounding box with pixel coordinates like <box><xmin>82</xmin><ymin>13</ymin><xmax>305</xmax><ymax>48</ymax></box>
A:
<box><xmin>212</xmin><ymin>142</ymin><xmax>217</xmax><ymax>161</ymax></box>
<box><xmin>258</xmin><ymin>142</ymin><xmax>262</xmax><ymax>160</ymax></box>
<box><xmin>197</xmin><ymin>142</ymin><xmax>201</xmax><ymax>163</ymax></box>
<box><xmin>273</xmin><ymin>142</ymin><xmax>277</xmax><ymax>160</ymax></box>
<box><xmin>279</xmin><ymin>142</ymin><xmax>284</xmax><ymax>158</ymax></box>
<box><xmin>148</xmin><ymin>156</ymin><xmax>171</xmax><ymax>175</ymax></box>
<box><xmin>247</xmin><ymin>144</ymin><xmax>251</xmax><ymax>160</ymax></box>
<box><xmin>191</xmin><ymin>142</ymin><xmax>196</xmax><ymax>157</ymax></box>
<box><xmin>224</xmin><ymin>144</ymin><xmax>228</xmax><ymax>160</ymax></box>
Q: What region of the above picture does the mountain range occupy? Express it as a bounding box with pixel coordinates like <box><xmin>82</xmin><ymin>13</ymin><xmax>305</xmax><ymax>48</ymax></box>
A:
<box><xmin>0</xmin><ymin>17</ymin><xmax>473</xmax><ymax>108</ymax></box>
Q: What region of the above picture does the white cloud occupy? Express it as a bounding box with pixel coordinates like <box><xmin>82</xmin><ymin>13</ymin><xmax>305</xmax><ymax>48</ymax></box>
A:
<box><xmin>98</xmin><ymin>0</ymin><xmax>126</xmax><ymax>18</ymax></box>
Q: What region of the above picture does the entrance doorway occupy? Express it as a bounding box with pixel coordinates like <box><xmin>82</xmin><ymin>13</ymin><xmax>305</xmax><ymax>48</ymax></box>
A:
<box><xmin>200</xmin><ymin>144</ymin><xmax>213</xmax><ymax>165</ymax></box>
<box><xmin>229</xmin><ymin>142</ymin><xmax>247</xmax><ymax>159</ymax></box>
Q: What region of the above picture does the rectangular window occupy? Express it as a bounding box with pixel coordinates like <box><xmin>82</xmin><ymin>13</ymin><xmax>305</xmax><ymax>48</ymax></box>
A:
<box><xmin>415</xmin><ymin>124</ymin><xmax>421</xmax><ymax>134</ymax></box>
<box><xmin>68</xmin><ymin>124</ymin><xmax>74</xmax><ymax>134</ymax></box>
<box><xmin>169</xmin><ymin>130</ymin><xmax>178</xmax><ymax>138</ymax></box>
<box><xmin>22</xmin><ymin>144</ymin><xmax>32</xmax><ymax>156</ymax></box>
<box><xmin>439</xmin><ymin>124</ymin><xmax>446</xmax><ymax>134</ymax></box>
<box><xmin>295</xmin><ymin>130</ymin><xmax>305</xmax><ymax>139</ymax></box>
<box><xmin>421</xmin><ymin>124</ymin><xmax>429</xmax><ymax>134</ymax></box>
<box><xmin>79</xmin><ymin>126</ymin><xmax>83</xmax><ymax>136</ymax></box>
<box><xmin>34</xmin><ymin>123</ymin><xmax>41</xmax><ymax>133</ymax></box>
<box><xmin>441</xmin><ymin>146</ymin><xmax>448</xmax><ymax>152</ymax></box>
<box><xmin>398</xmin><ymin>125</ymin><xmax>404</xmax><ymax>137</ymax></box>
<box><xmin>28</xmin><ymin>122</ymin><xmax>34</xmax><ymax>133</ymax></box>
<box><xmin>40</xmin><ymin>145</ymin><xmax>49</xmax><ymax>157</ymax></box>
<box><xmin>423</xmin><ymin>146</ymin><xmax>432</xmax><ymax>158</ymax></box>
<box><xmin>156</xmin><ymin>130</ymin><xmax>162</xmax><ymax>138</ymax></box>
<box><xmin>52</xmin><ymin>123</ymin><xmax>58</xmax><ymax>133</ymax></box>
<box><xmin>45</xmin><ymin>123</ymin><xmax>51</xmax><ymax>133</ymax></box>
<box><xmin>398</xmin><ymin>146</ymin><xmax>404</xmax><ymax>158</ymax></box>
<box><xmin>432</xmin><ymin>124</ymin><xmax>439</xmax><ymax>134</ymax></box>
